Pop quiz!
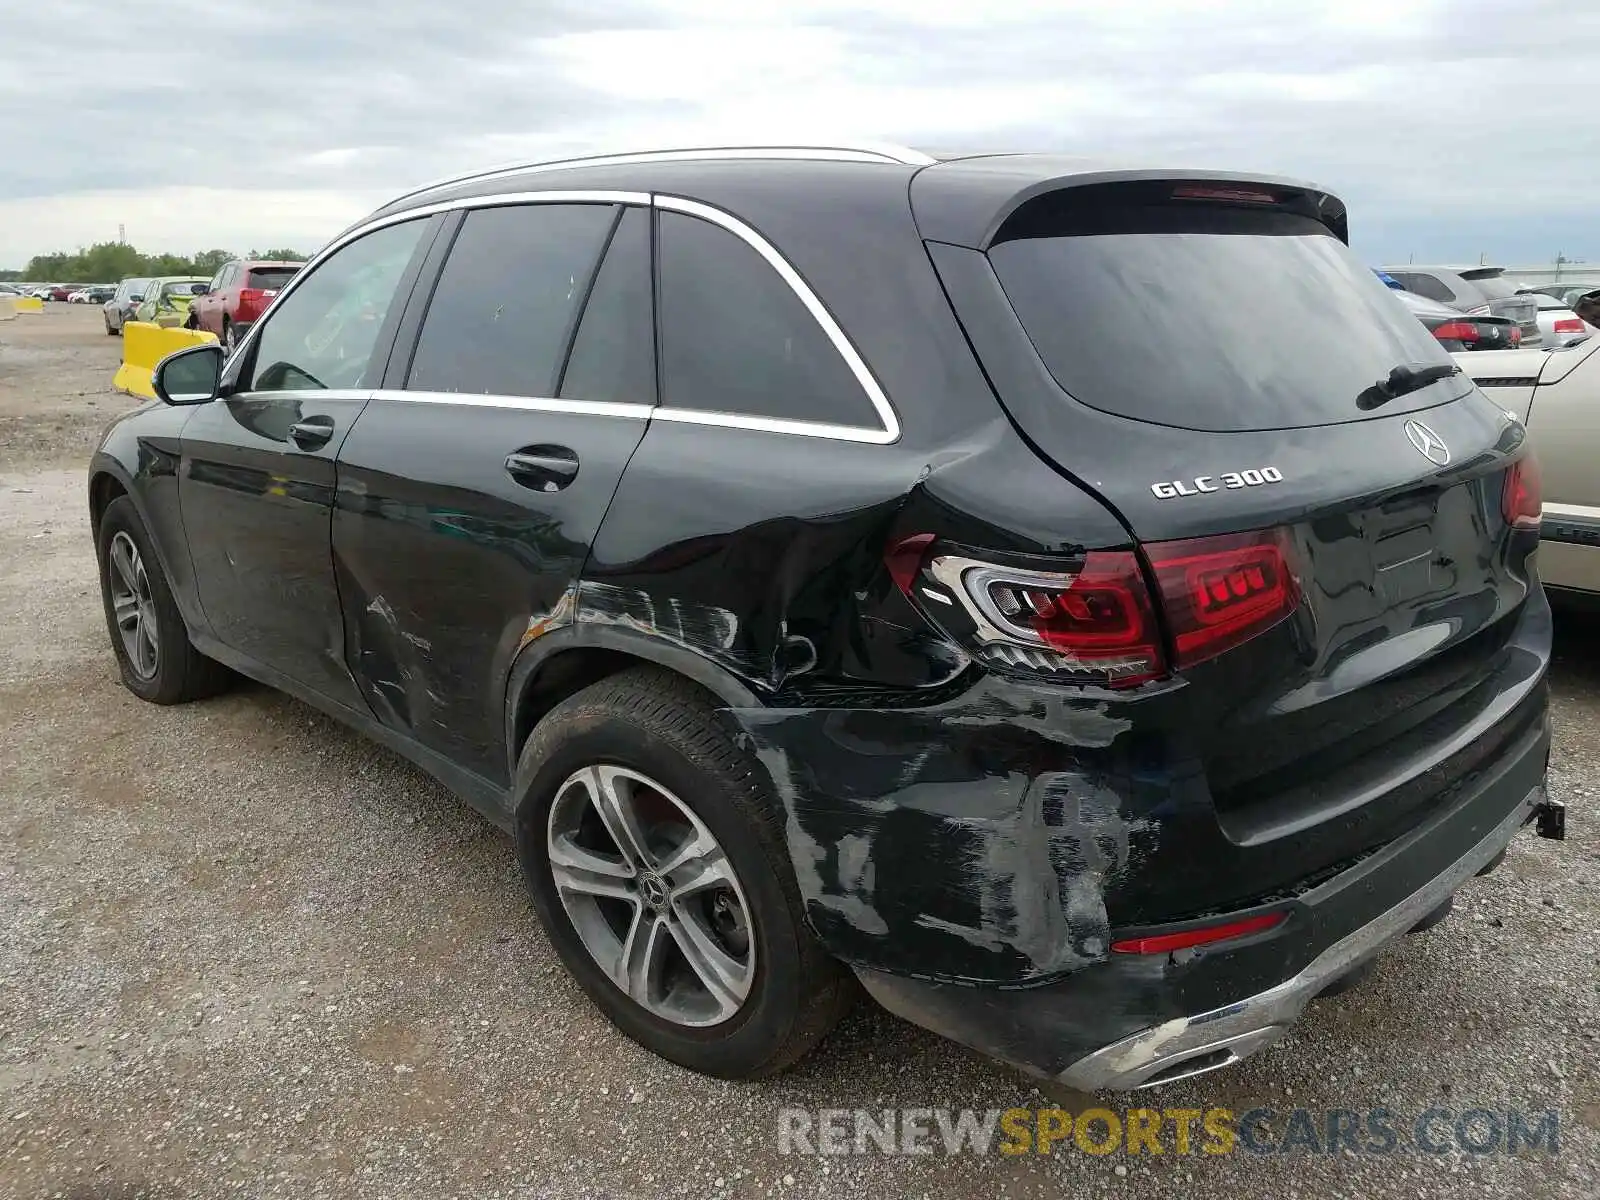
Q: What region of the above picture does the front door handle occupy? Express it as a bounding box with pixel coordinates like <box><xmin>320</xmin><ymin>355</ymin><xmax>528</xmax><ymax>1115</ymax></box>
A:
<box><xmin>288</xmin><ymin>416</ymin><xmax>336</xmax><ymax>450</ymax></box>
<box><xmin>505</xmin><ymin>445</ymin><xmax>580</xmax><ymax>492</ymax></box>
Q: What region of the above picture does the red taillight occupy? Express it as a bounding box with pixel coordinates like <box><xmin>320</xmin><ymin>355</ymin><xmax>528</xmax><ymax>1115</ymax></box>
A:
<box><xmin>1509</xmin><ymin>326</ymin><xmax>1522</xmax><ymax>346</ymax></box>
<box><xmin>979</xmin><ymin>551</ymin><xmax>1164</xmax><ymax>683</ymax></box>
<box><xmin>1144</xmin><ymin>529</ymin><xmax>1299</xmax><ymax>669</ymax></box>
<box><xmin>1111</xmin><ymin>911</ymin><xmax>1286</xmax><ymax>955</ymax></box>
<box><xmin>885</xmin><ymin>532</ymin><xmax>935</xmax><ymax>595</ymax></box>
<box><xmin>1502</xmin><ymin>455</ymin><xmax>1542</xmax><ymax>530</ymax></box>
<box><xmin>238</xmin><ymin>287</ymin><xmax>265</xmax><ymax>312</ymax></box>
<box><xmin>1431</xmin><ymin>321</ymin><xmax>1480</xmax><ymax>343</ymax></box>
<box><xmin>886</xmin><ymin>539</ymin><xmax>1165</xmax><ymax>688</ymax></box>
<box><xmin>1554</xmin><ymin>318</ymin><xmax>1583</xmax><ymax>334</ymax></box>
<box><xmin>888</xmin><ymin>528</ymin><xmax>1299</xmax><ymax>686</ymax></box>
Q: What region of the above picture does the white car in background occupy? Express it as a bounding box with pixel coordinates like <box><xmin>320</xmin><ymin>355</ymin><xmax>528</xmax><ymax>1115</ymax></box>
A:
<box><xmin>1455</xmin><ymin>337</ymin><xmax>1600</xmax><ymax>598</ymax></box>
<box><xmin>66</xmin><ymin>288</ymin><xmax>95</xmax><ymax>304</ymax></box>
<box><xmin>1529</xmin><ymin>293</ymin><xmax>1589</xmax><ymax>347</ymax></box>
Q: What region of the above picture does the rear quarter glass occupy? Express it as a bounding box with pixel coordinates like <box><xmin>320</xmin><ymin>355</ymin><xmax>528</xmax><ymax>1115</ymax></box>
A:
<box><xmin>989</xmin><ymin>205</ymin><xmax>1470</xmax><ymax>432</ymax></box>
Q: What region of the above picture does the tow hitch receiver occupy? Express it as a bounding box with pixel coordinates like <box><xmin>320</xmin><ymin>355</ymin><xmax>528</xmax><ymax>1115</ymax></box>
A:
<box><xmin>1534</xmin><ymin>797</ymin><xmax>1566</xmax><ymax>841</ymax></box>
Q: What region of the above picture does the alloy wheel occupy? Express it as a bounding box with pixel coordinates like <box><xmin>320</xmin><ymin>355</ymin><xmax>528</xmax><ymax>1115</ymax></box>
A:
<box><xmin>547</xmin><ymin>765</ymin><xmax>756</xmax><ymax>1027</ymax></box>
<box><xmin>107</xmin><ymin>531</ymin><xmax>159</xmax><ymax>679</ymax></box>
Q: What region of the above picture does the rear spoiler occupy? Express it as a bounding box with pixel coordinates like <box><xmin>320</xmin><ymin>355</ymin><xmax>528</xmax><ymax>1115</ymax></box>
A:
<box><xmin>909</xmin><ymin>158</ymin><xmax>1347</xmax><ymax>249</ymax></box>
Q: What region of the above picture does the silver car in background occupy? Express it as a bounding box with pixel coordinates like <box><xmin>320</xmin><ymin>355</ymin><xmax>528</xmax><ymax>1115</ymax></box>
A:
<box><xmin>102</xmin><ymin>277</ymin><xmax>153</xmax><ymax>336</ymax></box>
<box><xmin>1530</xmin><ymin>292</ymin><xmax>1591</xmax><ymax>347</ymax></box>
<box><xmin>1533</xmin><ymin>283</ymin><xmax>1600</xmax><ymax>309</ymax></box>
<box><xmin>1381</xmin><ymin>264</ymin><xmax>1542</xmax><ymax>347</ymax></box>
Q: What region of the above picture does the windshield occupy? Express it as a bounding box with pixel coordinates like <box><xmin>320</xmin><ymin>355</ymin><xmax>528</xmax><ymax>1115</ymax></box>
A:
<box><xmin>248</xmin><ymin>267</ymin><xmax>299</xmax><ymax>290</ymax></box>
<box><xmin>989</xmin><ymin>209</ymin><xmax>1468</xmax><ymax>432</ymax></box>
<box><xmin>161</xmin><ymin>282</ymin><xmax>205</xmax><ymax>298</ymax></box>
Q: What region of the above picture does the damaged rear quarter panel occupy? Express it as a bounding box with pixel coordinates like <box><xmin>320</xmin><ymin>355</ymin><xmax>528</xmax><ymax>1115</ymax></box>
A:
<box><xmin>735</xmin><ymin>686</ymin><xmax>1171</xmax><ymax>984</ymax></box>
<box><xmin>582</xmin><ymin>414</ymin><xmax>1189</xmax><ymax>985</ymax></box>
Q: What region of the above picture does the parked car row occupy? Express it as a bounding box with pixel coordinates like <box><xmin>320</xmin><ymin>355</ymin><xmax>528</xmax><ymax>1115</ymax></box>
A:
<box><xmin>1381</xmin><ymin>264</ymin><xmax>1598</xmax><ymax>354</ymax></box>
<box><xmin>91</xmin><ymin>260</ymin><xmax>304</xmax><ymax>344</ymax></box>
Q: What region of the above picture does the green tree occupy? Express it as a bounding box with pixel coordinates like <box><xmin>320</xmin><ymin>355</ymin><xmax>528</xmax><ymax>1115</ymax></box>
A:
<box><xmin>252</xmin><ymin>248</ymin><xmax>309</xmax><ymax>262</ymax></box>
<box><xmin>192</xmin><ymin>248</ymin><xmax>236</xmax><ymax>275</ymax></box>
<box><xmin>77</xmin><ymin>242</ymin><xmax>148</xmax><ymax>283</ymax></box>
<box><xmin>19</xmin><ymin>242</ymin><xmax>280</xmax><ymax>283</ymax></box>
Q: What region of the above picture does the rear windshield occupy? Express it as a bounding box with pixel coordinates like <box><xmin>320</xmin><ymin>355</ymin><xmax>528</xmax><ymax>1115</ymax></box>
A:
<box><xmin>248</xmin><ymin>267</ymin><xmax>299</xmax><ymax>290</ymax></box>
<box><xmin>989</xmin><ymin>204</ymin><xmax>1468</xmax><ymax>432</ymax></box>
<box><xmin>1464</xmin><ymin>273</ymin><xmax>1519</xmax><ymax>300</ymax></box>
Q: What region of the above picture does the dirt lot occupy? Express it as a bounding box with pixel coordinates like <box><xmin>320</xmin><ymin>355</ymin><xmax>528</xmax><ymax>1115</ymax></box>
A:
<box><xmin>1</xmin><ymin>304</ymin><xmax>1597</xmax><ymax>1199</ymax></box>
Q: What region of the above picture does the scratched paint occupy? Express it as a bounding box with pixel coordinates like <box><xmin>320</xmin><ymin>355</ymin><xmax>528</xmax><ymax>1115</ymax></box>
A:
<box><xmin>734</xmin><ymin>680</ymin><xmax>1160</xmax><ymax>986</ymax></box>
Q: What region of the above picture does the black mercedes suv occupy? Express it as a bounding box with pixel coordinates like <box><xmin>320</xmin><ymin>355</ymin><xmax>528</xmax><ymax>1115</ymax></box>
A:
<box><xmin>90</xmin><ymin>144</ymin><xmax>1558</xmax><ymax>1089</ymax></box>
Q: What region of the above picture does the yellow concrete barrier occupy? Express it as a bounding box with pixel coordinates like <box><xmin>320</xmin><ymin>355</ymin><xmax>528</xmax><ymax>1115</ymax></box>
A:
<box><xmin>15</xmin><ymin>296</ymin><xmax>43</xmax><ymax>314</ymax></box>
<box><xmin>114</xmin><ymin>321</ymin><xmax>219</xmax><ymax>400</ymax></box>
<box><xmin>0</xmin><ymin>296</ymin><xmax>16</xmax><ymax>321</ymax></box>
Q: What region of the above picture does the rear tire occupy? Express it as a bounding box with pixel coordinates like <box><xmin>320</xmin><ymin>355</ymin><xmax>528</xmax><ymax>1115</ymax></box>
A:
<box><xmin>96</xmin><ymin>496</ymin><xmax>231</xmax><ymax>704</ymax></box>
<box><xmin>515</xmin><ymin>667</ymin><xmax>853</xmax><ymax>1079</ymax></box>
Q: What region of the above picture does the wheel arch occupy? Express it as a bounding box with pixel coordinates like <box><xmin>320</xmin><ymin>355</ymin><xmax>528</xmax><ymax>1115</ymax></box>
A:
<box><xmin>503</xmin><ymin>624</ymin><xmax>765</xmax><ymax>783</ymax></box>
<box><xmin>88</xmin><ymin>466</ymin><xmax>130</xmax><ymax>536</ymax></box>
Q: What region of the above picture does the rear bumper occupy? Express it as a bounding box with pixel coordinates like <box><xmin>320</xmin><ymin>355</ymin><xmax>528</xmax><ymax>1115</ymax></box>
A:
<box><xmin>1057</xmin><ymin>777</ymin><xmax>1545</xmax><ymax>1089</ymax></box>
<box><xmin>852</xmin><ymin>701</ymin><xmax>1551</xmax><ymax>1088</ymax></box>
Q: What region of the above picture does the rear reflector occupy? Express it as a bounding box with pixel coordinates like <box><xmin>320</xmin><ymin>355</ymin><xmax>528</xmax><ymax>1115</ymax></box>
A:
<box><xmin>1112</xmin><ymin>910</ymin><xmax>1286</xmax><ymax>954</ymax></box>
<box><xmin>1143</xmin><ymin>529</ymin><xmax>1300</xmax><ymax>669</ymax></box>
<box><xmin>1502</xmin><ymin>455</ymin><xmax>1542</xmax><ymax>530</ymax></box>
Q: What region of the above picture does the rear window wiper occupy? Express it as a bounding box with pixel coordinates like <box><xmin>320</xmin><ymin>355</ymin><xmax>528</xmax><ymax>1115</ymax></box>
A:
<box><xmin>1356</xmin><ymin>362</ymin><xmax>1462</xmax><ymax>411</ymax></box>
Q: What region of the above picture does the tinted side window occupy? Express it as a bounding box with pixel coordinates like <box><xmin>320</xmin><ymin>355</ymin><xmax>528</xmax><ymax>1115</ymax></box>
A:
<box><xmin>656</xmin><ymin>210</ymin><xmax>878</xmax><ymax>428</ymax></box>
<box><xmin>247</xmin><ymin>219</ymin><xmax>427</xmax><ymax>393</ymax></box>
<box><xmin>1402</xmin><ymin>273</ymin><xmax>1458</xmax><ymax>305</ymax></box>
<box><xmin>408</xmin><ymin>203</ymin><xmax>616</xmax><ymax>397</ymax></box>
<box><xmin>559</xmin><ymin>207</ymin><xmax>654</xmax><ymax>406</ymax></box>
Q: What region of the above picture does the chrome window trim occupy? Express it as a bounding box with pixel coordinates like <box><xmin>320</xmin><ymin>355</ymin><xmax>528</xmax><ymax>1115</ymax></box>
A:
<box><xmin>648</xmin><ymin>407</ymin><xmax>891</xmax><ymax>444</ymax></box>
<box><xmin>250</xmin><ymin>190</ymin><xmax>901</xmax><ymax>446</ymax></box>
<box><xmin>653</xmin><ymin>194</ymin><xmax>900</xmax><ymax>444</ymax></box>
<box><xmin>223</xmin><ymin>388</ymin><xmax>376</xmax><ymax>405</ymax></box>
<box><xmin>224</xmin><ymin>192</ymin><xmax>648</xmax><ymax>370</ymax></box>
<box><xmin>369</xmin><ymin>389</ymin><xmax>653</xmax><ymax>421</ymax></box>
<box><xmin>389</xmin><ymin>143</ymin><xmax>934</xmax><ymax>207</ymax></box>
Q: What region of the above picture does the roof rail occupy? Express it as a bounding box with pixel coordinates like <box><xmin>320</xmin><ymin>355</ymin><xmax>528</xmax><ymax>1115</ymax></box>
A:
<box><xmin>385</xmin><ymin>142</ymin><xmax>936</xmax><ymax>208</ymax></box>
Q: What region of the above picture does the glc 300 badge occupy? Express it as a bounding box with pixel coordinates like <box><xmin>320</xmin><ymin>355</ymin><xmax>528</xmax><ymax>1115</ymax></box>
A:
<box><xmin>1150</xmin><ymin>467</ymin><xmax>1284</xmax><ymax>499</ymax></box>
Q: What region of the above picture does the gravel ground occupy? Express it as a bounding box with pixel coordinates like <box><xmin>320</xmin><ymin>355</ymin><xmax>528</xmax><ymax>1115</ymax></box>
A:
<box><xmin>1</xmin><ymin>305</ymin><xmax>1597</xmax><ymax>1199</ymax></box>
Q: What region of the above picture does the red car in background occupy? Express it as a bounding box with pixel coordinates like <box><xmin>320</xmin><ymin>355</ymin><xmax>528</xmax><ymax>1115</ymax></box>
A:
<box><xmin>186</xmin><ymin>259</ymin><xmax>302</xmax><ymax>353</ymax></box>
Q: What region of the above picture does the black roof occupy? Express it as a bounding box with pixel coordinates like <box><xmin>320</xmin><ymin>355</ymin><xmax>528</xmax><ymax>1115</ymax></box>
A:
<box><xmin>357</xmin><ymin>146</ymin><xmax>1346</xmax><ymax>249</ymax></box>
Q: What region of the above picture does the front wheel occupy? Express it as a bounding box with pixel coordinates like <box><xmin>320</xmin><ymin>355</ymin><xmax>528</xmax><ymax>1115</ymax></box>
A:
<box><xmin>515</xmin><ymin>668</ymin><xmax>853</xmax><ymax>1079</ymax></box>
<box><xmin>96</xmin><ymin>496</ymin><xmax>230</xmax><ymax>704</ymax></box>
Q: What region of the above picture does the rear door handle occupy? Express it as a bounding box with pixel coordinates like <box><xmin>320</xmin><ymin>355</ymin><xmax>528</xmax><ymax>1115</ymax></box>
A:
<box><xmin>505</xmin><ymin>446</ymin><xmax>580</xmax><ymax>492</ymax></box>
<box><xmin>288</xmin><ymin>416</ymin><xmax>336</xmax><ymax>449</ymax></box>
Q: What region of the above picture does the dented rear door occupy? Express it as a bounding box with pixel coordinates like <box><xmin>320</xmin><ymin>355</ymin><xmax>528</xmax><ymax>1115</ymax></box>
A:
<box><xmin>332</xmin><ymin>202</ymin><xmax>655</xmax><ymax>786</ymax></box>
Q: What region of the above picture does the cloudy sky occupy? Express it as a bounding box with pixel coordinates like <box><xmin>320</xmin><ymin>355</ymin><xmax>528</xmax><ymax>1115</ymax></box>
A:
<box><xmin>2</xmin><ymin>0</ymin><xmax>1596</xmax><ymax>269</ymax></box>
